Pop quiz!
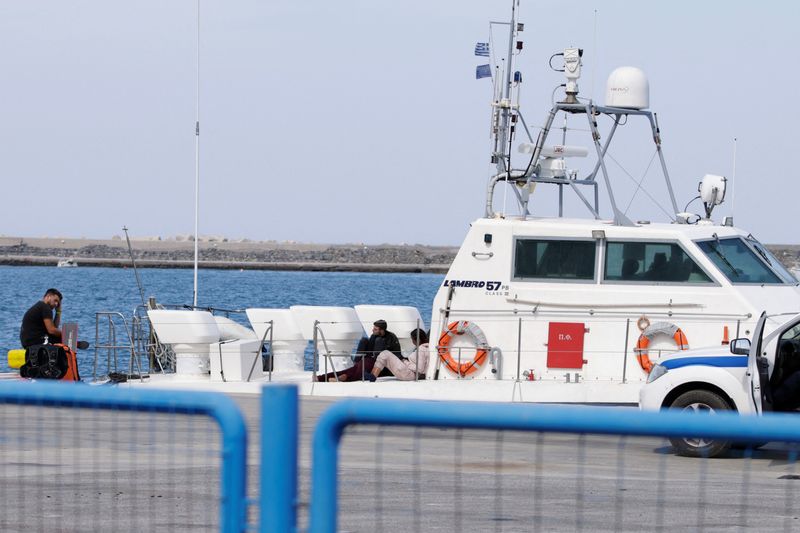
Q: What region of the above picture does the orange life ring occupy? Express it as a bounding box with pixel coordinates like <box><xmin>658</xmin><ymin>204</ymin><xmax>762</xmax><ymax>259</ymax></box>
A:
<box><xmin>438</xmin><ymin>321</ymin><xmax>489</xmax><ymax>377</ymax></box>
<box><xmin>635</xmin><ymin>322</ymin><xmax>689</xmax><ymax>373</ymax></box>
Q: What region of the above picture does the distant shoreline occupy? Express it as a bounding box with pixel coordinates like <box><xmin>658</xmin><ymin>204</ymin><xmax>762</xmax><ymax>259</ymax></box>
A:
<box><xmin>2</xmin><ymin>236</ymin><xmax>799</xmax><ymax>274</ymax></box>
<box><xmin>0</xmin><ymin>237</ymin><xmax>456</xmax><ymax>274</ymax></box>
<box><xmin>0</xmin><ymin>255</ymin><xmax>449</xmax><ymax>273</ymax></box>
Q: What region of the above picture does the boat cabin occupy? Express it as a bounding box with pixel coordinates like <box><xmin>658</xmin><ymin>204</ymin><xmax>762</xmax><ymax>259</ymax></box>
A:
<box><xmin>428</xmin><ymin>216</ymin><xmax>800</xmax><ymax>403</ymax></box>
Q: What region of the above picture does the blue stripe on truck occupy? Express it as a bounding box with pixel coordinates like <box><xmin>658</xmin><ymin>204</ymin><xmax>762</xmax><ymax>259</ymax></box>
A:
<box><xmin>660</xmin><ymin>355</ymin><xmax>748</xmax><ymax>370</ymax></box>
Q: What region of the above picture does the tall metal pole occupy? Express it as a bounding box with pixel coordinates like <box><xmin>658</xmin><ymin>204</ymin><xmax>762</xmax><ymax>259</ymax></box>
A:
<box><xmin>193</xmin><ymin>0</ymin><xmax>201</xmax><ymax>308</ymax></box>
<box><xmin>496</xmin><ymin>0</ymin><xmax>517</xmax><ymax>177</ymax></box>
<box><xmin>731</xmin><ymin>137</ymin><xmax>737</xmax><ymax>220</ymax></box>
<box><xmin>122</xmin><ymin>226</ymin><xmax>146</xmax><ymax>307</ymax></box>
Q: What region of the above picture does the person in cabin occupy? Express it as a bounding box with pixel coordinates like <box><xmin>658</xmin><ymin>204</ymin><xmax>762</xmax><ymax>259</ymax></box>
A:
<box><xmin>19</xmin><ymin>288</ymin><xmax>63</xmax><ymax>348</ymax></box>
<box><xmin>621</xmin><ymin>258</ymin><xmax>640</xmax><ymax>280</ymax></box>
<box><xmin>771</xmin><ymin>341</ymin><xmax>800</xmax><ymax>411</ymax></box>
<box><xmin>315</xmin><ymin>319</ymin><xmax>402</xmax><ymax>382</ymax></box>
<box><xmin>645</xmin><ymin>252</ymin><xmax>669</xmax><ymax>281</ymax></box>
<box><xmin>366</xmin><ymin>328</ymin><xmax>430</xmax><ymax>382</ymax></box>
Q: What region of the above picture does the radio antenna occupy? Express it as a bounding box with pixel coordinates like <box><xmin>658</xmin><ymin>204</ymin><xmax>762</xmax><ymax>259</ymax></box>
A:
<box><xmin>192</xmin><ymin>0</ymin><xmax>201</xmax><ymax>308</ymax></box>
<box><xmin>591</xmin><ymin>9</ymin><xmax>598</xmax><ymax>101</ymax></box>
<box><xmin>731</xmin><ymin>137</ymin><xmax>737</xmax><ymax>221</ymax></box>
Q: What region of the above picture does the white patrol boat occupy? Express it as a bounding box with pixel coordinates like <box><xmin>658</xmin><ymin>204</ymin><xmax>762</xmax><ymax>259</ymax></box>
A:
<box><xmin>85</xmin><ymin>3</ymin><xmax>800</xmax><ymax>404</ymax></box>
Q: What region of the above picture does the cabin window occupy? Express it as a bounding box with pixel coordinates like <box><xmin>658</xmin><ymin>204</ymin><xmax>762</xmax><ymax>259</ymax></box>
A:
<box><xmin>604</xmin><ymin>241</ymin><xmax>712</xmax><ymax>283</ymax></box>
<box><xmin>513</xmin><ymin>239</ymin><xmax>596</xmax><ymax>280</ymax></box>
<box><xmin>696</xmin><ymin>237</ymin><xmax>783</xmax><ymax>284</ymax></box>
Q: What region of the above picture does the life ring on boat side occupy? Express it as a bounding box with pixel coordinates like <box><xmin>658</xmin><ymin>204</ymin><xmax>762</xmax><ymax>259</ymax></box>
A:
<box><xmin>635</xmin><ymin>322</ymin><xmax>689</xmax><ymax>373</ymax></box>
<box><xmin>438</xmin><ymin>321</ymin><xmax>490</xmax><ymax>377</ymax></box>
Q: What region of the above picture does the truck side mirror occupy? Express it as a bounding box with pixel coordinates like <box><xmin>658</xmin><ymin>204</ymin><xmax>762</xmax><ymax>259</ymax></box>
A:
<box><xmin>730</xmin><ymin>338</ymin><xmax>751</xmax><ymax>355</ymax></box>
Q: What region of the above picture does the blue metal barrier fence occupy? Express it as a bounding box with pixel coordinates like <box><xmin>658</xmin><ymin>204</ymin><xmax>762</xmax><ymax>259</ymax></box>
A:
<box><xmin>291</xmin><ymin>393</ymin><xmax>800</xmax><ymax>533</ymax></box>
<box><xmin>0</xmin><ymin>381</ymin><xmax>248</xmax><ymax>533</ymax></box>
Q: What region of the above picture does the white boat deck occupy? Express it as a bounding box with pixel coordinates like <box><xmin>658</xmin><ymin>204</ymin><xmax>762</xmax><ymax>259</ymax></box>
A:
<box><xmin>110</xmin><ymin>372</ymin><xmax>641</xmax><ymax>404</ymax></box>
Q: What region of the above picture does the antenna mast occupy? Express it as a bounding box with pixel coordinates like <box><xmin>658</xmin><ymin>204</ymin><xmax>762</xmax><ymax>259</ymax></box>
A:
<box><xmin>495</xmin><ymin>0</ymin><xmax>518</xmax><ymax>177</ymax></box>
<box><xmin>731</xmin><ymin>137</ymin><xmax>737</xmax><ymax>220</ymax></box>
<box><xmin>193</xmin><ymin>0</ymin><xmax>200</xmax><ymax>308</ymax></box>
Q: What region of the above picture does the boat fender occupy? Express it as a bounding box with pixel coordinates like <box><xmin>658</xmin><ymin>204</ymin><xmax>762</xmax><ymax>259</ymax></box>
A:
<box><xmin>635</xmin><ymin>322</ymin><xmax>689</xmax><ymax>373</ymax></box>
<box><xmin>438</xmin><ymin>321</ymin><xmax>490</xmax><ymax>377</ymax></box>
<box><xmin>7</xmin><ymin>349</ymin><xmax>25</xmax><ymax>369</ymax></box>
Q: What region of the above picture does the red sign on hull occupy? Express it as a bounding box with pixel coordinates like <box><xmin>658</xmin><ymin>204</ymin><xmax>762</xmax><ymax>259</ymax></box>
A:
<box><xmin>547</xmin><ymin>322</ymin><xmax>586</xmax><ymax>369</ymax></box>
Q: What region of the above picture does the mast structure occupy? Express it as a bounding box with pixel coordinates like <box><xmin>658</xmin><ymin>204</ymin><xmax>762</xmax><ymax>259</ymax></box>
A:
<box><xmin>483</xmin><ymin>2</ymin><xmax>679</xmax><ymax>227</ymax></box>
<box><xmin>493</xmin><ymin>0</ymin><xmax>519</xmax><ymax>180</ymax></box>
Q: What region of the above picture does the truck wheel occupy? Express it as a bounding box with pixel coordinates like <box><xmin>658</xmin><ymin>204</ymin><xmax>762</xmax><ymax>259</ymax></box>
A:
<box><xmin>667</xmin><ymin>390</ymin><xmax>732</xmax><ymax>458</ymax></box>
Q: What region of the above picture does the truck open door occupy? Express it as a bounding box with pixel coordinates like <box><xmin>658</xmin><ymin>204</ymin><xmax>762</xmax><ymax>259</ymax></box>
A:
<box><xmin>747</xmin><ymin>312</ymin><xmax>768</xmax><ymax>415</ymax></box>
<box><xmin>748</xmin><ymin>311</ymin><xmax>800</xmax><ymax>414</ymax></box>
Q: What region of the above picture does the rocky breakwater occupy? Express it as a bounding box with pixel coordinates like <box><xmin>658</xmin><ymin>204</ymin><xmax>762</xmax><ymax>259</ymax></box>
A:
<box><xmin>3</xmin><ymin>236</ymin><xmax>799</xmax><ymax>275</ymax></box>
<box><xmin>0</xmin><ymin>237</ymin><xmax>458</xmax><ymax>273</ymax></box>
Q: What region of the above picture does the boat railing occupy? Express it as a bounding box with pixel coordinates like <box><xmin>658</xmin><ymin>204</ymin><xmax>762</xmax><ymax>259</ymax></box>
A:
<box><xmin>131</xmin><ymin>304</ymin><xmax>175</xmax><ymax>374</ymax></box>
<box><xmin>434</xmin><ymin>309</ymin><xmax>752</xmax><ymax>381</ymax></box>
<box><xmin>442</xmin><ymin>306</ymin><xmax>753</xmax><ymax>321</ymax></box>
<box><xmin>253</xmin><ymin>321</ymin><xmax>274</xmax><ymax>382</ymax></box>
<box><xmin>430</xmin><ymin>341</ymin><xmax>733</xmax><ymax>382</ymax></box>
<box><xmin>156</xmin><ymin>303</ymin><xmax>246</xmax><ymax>319</ymax></box>
<box><xmin>92</xmin><ymin>311</ymin><xmax>149</xmax><ymax>382</ymax></box>
<box><xmin>311</xmin><ymin>319</ymin><xmax>426</xmax><ymax>382</ymax></box>
<box><xmin>312</xmin><ymin>321</ymin><xmax>352</xmax><ymax>382</ymax></box>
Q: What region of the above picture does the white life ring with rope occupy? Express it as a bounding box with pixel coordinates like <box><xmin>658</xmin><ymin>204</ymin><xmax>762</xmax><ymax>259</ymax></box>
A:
<box><xmin>635</xmin><ymin>321</ymin><xmax>689</xmax><ymax>373</ymax></box>
<box><xmin>438</xmin><ymin>321</ymin><xmax>490</xmax><ymax>377</ymax></box>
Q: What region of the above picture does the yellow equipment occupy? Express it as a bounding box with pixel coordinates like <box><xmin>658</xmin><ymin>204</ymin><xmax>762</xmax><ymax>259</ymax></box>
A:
<box><xmin>8</xmin><ymin>349</ymin><xmax>26</xmax><ymax>369</ymax></box>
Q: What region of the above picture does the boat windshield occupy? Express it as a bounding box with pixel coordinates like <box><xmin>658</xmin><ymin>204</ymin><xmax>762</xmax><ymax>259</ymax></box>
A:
<box><xmin>745</xmin><ymin>235</ymin><xmax>798</xmax><ymax>284</ymax></box>
<box><xmin>696</xmin><ymin>236</ymin><xmax>792</xmax><ymax>285</ymax></box>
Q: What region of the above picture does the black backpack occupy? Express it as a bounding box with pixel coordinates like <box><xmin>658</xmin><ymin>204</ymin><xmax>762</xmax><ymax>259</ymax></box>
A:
<box><xmin>21</xmin><ymin>344</ymin><xmax>73</xmax><ymax>380</ymax></box>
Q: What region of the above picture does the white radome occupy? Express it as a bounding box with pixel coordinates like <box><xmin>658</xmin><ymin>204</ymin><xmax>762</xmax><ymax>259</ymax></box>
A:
<box><xmin>605</xmin><ymin>66</ymin><xmax>649</xmax><ymax>109</ymax></box>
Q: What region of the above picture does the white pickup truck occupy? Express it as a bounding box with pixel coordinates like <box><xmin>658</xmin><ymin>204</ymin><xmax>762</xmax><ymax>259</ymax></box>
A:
<box><xmin>639</xmin><ymin>311</ymin><xmax>800</xmax><ymax>457</ymax></box>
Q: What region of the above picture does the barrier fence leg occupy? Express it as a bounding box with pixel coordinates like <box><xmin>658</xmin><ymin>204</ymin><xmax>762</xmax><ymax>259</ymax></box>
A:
<box><xmin>260</xmin><ymin>385</ymin><xmax>299</xmax><ymax>533</ymax></box>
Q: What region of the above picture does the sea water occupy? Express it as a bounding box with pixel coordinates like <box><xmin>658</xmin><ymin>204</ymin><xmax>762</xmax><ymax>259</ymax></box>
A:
<box><xmin>0</xmin><ymin>266</ymin><xmax>443</xmax><ymax>377</ymax></box>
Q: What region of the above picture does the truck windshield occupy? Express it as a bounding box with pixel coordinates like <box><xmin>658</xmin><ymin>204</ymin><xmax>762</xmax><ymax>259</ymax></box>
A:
<box><xmin>696</xmin><ymin>236</ymin><xmax>784</xmax><ymax>284</ymax></box>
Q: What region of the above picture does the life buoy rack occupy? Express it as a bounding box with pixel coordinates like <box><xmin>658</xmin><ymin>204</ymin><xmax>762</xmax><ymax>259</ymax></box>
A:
<box><xmin>635</xmin><ymin>322</ymin><xmax>689</xmax><ymax>373</ymax></box>
<box><xmin>438</xmin><ymin>321</ymin><xmax>490</xmax><ymax>377</ymax></box>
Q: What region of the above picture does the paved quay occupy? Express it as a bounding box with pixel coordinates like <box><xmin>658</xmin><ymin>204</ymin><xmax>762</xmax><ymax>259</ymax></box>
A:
<box><xmin>0</xmin><ymin>392</ymin><xmax>798</xmax><ymax>531</ymax></box>
<box><xmin>235</xmin><ymin>394</ymin><xmax>800</xmax><ymax>532</ymax></box>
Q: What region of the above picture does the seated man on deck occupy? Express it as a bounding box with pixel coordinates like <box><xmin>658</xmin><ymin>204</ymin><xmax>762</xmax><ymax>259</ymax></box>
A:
<box><xmin>19</xmin><ymin>288</ymin><xmax>63</xmax><ymax>348</ymax></box>
<box><xmin>314</xmin><ymin>319</ymin><xmax>402</xmax><ymax>382</ymax></box>
<box><xmin>366</xmin><ymin>328</ymin><xmax>429</xmax><ymax>382</ymax></box>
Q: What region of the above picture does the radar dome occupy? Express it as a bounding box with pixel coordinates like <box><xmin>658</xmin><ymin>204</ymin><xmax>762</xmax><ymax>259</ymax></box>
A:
<box><xmin>605</xmin><ymin>67</ymin><xmax>649</xmax><ymax>110</ymax></box>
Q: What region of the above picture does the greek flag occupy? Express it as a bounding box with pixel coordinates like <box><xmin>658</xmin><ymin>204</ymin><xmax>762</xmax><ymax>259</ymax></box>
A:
<box><xmin>476</xmin><ymin>64</ymin><xmax>491</xmax><ymax>79</ymax></box>
<box><xmin>474</xmin><ymin>42</ymin><xmax>489</xmax><ymax>57</ymax></box>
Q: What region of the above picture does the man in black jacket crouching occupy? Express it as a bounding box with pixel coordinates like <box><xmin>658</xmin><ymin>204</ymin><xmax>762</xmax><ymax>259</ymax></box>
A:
<box><xmin>315</xmin><ymin>319</ymin><xmax>402</xmax><ymax>382</ymax></box>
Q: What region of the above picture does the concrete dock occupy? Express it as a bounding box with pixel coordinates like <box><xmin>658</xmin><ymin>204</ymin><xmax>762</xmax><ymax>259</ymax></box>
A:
<box><xmin>0</xmin><ymin>394</ymin><xmax>797</xmax><ymax>531</ymax></box>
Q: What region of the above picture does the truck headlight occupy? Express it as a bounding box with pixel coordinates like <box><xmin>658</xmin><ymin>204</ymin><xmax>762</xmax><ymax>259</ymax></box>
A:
<box><xmin>646</xmin><ymin>363</ymin><xmax>668</xmax><ymax>383</ymax></box>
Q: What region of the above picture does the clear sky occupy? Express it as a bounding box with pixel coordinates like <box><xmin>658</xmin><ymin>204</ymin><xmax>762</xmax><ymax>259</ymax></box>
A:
<box><xmin>0</xmin><ymin>1</ymin><xmax>797</xmax><ymax>246</ymax></box>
